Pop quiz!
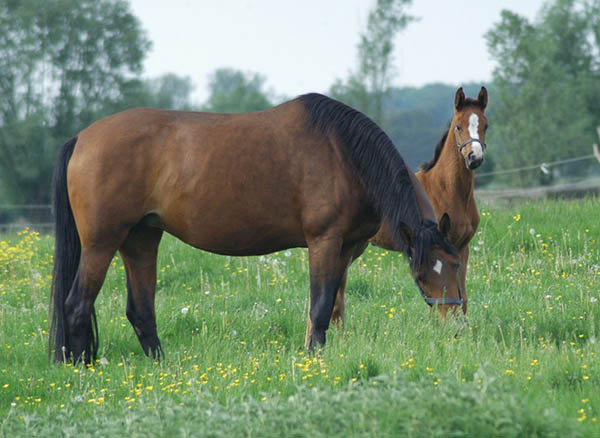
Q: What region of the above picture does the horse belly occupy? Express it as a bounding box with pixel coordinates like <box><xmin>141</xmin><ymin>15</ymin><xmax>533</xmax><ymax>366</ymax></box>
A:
<box><xmin>164</xmin><ymin>209</ymin><xmax>306</xmax><ymax>256</ymax></box>
<box><xmin>155</xmin><ymin>168</ymin><xmax>306</xmax><ymax>256</ymax></box>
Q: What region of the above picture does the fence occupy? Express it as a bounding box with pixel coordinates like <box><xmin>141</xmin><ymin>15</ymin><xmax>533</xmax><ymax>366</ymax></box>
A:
<box><xmin>0</xmin><ymin>204</ymin><xmax>53</xmax><ymax>232</ymax></box>
<box><xmin>2</xmin><ymin>139</ymin><xmax>600</xmax><ymax>231</ymax></box>
<box><xmin>474</xmin><ymin>139</ymin><xmax>600</xmax><ymax>203</ymax></box>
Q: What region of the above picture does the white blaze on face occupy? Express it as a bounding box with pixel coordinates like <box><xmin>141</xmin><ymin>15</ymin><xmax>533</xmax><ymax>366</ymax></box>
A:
<box><xmin>433</xmin><ymin>259</ymin><xmax>443</xmax><ymax>275</ymax></box>
<box><xmin>468</xmin><ymin>113</ymin><xmax>483</xmax><ymax>160</ymax></box>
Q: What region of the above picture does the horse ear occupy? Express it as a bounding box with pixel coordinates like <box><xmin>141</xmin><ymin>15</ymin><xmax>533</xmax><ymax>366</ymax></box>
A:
<box><xmin>454</xmin><ymin>87</ymin><xmax>466</xmax><ymax>111</ymax></box>
<box><xmin>478</xmin><ymin>87</ymin><xmax>488</xmax><ymax>110</ymax></box>
<box><xmin>398</xmin><ymin>222</ymin><xmax>414</xmax><ymax>251</ymax></box>
<box><xmin>439</xmin><ymin>213</ymin><xmax>451</xmax><ymax>237</ymax></box>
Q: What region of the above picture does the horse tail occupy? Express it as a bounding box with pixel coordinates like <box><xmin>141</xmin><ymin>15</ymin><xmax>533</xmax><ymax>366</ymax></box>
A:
<box><xmin>49</xmin><ymin>136</ymin><xmax>81</xmax><ymax>362</ymax></box>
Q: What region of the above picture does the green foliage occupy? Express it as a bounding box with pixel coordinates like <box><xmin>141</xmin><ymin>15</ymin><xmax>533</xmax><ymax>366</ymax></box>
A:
<box><xmin>485</xmin><ymin>0</ymin><xmax>600</xmax><ymax>187</ymax></box>
<box><xmin>202</xmin><ymin>68</ymin><xmax>273</xmax><ymax>113</ymax></box>
<box><xmin>1</xmin><ymin>199</ymin><xmax>600</xmax><ymax>436</ymax></box>
<box><xmin>0</xmin><ymin>377</ymin><xmax>581</xmax><ymax>437</ymax></box>
<box><xmin>0</xmin><ymin>0</ymin><xmax>150</xmax><ymax>203</ymax></box>
<box><xmin>329</xmin><ymin>0</ymin><xmax>415</xmax><ymax>125</ymax></box>
<box><xmin>147</xmin><ymin>74</ymin><xmax>196</xmax><ymax>111</ymax></box>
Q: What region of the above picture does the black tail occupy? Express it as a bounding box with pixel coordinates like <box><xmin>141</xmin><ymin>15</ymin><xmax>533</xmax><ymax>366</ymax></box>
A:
<box><xmin>49</xmin><ymin>136</ymin><xmax>97</xmax><ymax>362</ymax></box>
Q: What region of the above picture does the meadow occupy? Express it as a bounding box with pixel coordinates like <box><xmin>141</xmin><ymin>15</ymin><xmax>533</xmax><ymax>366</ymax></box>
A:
<box><xmin>1</xmin><ymin>198</ymin><xmax>599</xmax><ymax>437</ymax></box>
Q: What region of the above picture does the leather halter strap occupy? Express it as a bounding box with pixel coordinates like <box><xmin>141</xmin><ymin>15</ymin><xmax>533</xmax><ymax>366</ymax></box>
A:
<box><xmin>415</xmin><ymin>279</ymin><xmax>464</xmax><ymax>307</ymax></box>
<box><xmin>455</xmin><ymin>133</ymin><xmax>487</xmax><ymax>152</ymax></box>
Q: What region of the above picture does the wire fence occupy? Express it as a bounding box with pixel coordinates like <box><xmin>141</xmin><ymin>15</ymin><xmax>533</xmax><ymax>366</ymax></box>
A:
<box><xmin>1</xmin><ymin>142</ymin><xmax>600</xmax><ymax>231</ymax></box>
<box><xmin>0</xmin><ymin>204</ymin><xmax>53</xmax><ymax>232</ymax></box>
<box><xmin>475</xmin><ymin>153</ymin><xmax>597</xmax><ymax>179</ymax></box>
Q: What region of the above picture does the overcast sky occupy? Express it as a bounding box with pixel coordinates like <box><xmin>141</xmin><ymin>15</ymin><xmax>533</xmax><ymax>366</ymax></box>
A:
<box><xmin>128</xmin><ymin>0</ymin><xmax>545</xmax><ymax>103</ymax></box>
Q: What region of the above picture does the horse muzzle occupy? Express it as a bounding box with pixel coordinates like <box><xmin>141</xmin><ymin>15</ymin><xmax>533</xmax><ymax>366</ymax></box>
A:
<box><xmin>466</xmin><ymin>153</ymin><xmax>483</xmax><ymax>170</ymax></box>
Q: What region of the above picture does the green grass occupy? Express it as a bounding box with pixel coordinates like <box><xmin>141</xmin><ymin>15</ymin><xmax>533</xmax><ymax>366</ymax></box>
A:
<box><xmin>1</xmin><ymin>198</ymin><xmax>599</xmax><ymax>437</ymax></box>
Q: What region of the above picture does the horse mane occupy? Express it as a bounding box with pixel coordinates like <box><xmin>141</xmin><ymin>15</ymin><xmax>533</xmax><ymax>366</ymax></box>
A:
<box><xmin>419</xmin><ymin>128</ymin><xmax>449</xmax><ymax>172</ymax></box>
<box><xmin>298</xmin><ymin>93</ymin><xmax>454</xmax><ymax>271</ymax></box>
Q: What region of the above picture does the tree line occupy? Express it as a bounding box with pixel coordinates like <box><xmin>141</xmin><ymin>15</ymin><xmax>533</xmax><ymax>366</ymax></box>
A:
<box><xmin>1</xmin><ymin>0</ymin><xmax>599</xmax><ymax>205</ymax></box>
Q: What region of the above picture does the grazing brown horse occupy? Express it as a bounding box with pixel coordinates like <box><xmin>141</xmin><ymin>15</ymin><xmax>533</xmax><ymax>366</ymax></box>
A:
<box><xmin>50</xmin><ymin>93</ymin><xmax>462</xmax><ymax>364</ymax></box>
<box><xmin>330</xmin><ymin>87</ymin><xmax>488</xmax><ymax>325</ymax></box>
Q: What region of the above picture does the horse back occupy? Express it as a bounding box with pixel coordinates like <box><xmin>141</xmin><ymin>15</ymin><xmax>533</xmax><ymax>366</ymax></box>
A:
<box><xmin>67</xmin><ymin>103</ymin><xmax>376</xmax><ymax>255</ymax></box>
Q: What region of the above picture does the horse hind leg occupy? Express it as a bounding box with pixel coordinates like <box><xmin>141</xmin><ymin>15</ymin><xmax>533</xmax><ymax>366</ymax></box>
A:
<box><xmin>119</xmin><ymin>224</ymin><xmax>163</xmax><ymax>359</ymax></box>
<box><xmin>64</xmin><ymin>247</ymin><xmax>115</xmax><ymax>363</ymax></box>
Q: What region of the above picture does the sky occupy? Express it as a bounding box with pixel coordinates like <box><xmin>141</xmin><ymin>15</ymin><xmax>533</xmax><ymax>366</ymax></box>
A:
<box><xmin>128</xmin><ymin>0</ymin><xmax>545</xmax><ymax>104</ymax></box>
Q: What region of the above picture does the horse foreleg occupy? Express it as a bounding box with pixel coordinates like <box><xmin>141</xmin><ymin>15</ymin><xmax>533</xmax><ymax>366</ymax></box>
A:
<box><xmin>329</xmin><ymin>269</ymin><xmax>348</xmax><ymax>329</ymax></box>
<box><xmin>329</xmin><ymin>242</ymin><xmax>368</xmax><ymax>331</ymax></box>
<box><xmin>459</xmin><ymin>245</ymin><xmax>469</xmax><ymax>314</ymax></box>
<box><xmin>306</xmin><ymin>266</ymin><xmax>347</xmax><ymax>346</ymax></box>
<box><xmin>305</xmin><ymin>238</ymin><xmax>359</xmax><ymax>350</ymax></box>
<box><xmin>119</xmin><ymin>225</ymin><xmax>163</xmax><ymax>360</ymax></box>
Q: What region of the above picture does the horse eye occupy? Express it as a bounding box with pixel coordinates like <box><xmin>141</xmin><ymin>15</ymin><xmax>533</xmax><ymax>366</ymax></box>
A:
<box><xmin>455</xmin><ymin>125</ymin><xmax>461</xmax><ymax>131</ymax></box>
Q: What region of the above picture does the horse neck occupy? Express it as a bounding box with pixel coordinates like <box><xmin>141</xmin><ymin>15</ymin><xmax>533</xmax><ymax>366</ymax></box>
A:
<box><xmin>371</xmin><ymin>169</ymin><xmax>435</xmax><ymax>252</ymax></box>
<box><xmin>427</xmin><ymin>128</ymin><xmax>475</xmax><ymax>202</ymax></box>
<box><xmin>370</xmin><ymin>221</ymin><xmax>397</xmax><ymax>251</ymax></box>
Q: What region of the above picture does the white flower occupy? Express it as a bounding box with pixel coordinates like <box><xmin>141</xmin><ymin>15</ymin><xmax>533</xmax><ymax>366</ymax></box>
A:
<box><xmin>529</xmin><ymin>228</ymin><xmax>535</xmax><ymax>235</ymax></box>
<box><xmin>478</xmin><ymin>240</ymin><xmax>484</xmax><ymax>245</ymax></box>
<box><xmin>544</xmin><ymin>295</ymin><xmax>552</xmax><ymax>299</ymax></box>
<box><xmin>259</xmin><ymin>256</ymin><xmax>265</xmax><ymax>262</ymax></box>
<box><xmin>204</xmin><ymin>290</ymin><xmax>210</xmax><ymax>295</ymax></box>
<box><xmin>473</xmin><ymin>246</ymin><xmax>480</xmax><ymax>252</ymax></box>
<box><xmin>10</xmin><ymin>402</ymin><xmax>16</xmax><ymax>408</ymax></box>
<box><xmin>590</xmin><ymin>297</ymin><xmax>598</xmax><ymax>303</ymax></box>
<box><xmin>284</xmin><ymin>251</ymin><xmax>292</xmax><ymax>257</ymax></box>
<box><xmin>99</xmin><ymin>357</ymin><xmax>108</xmax><ymax>366</ymax></box>
<box><xmin>181</xmin><ymin>307</ymin><xmax>189</xmax><ymax>315</ymax></box>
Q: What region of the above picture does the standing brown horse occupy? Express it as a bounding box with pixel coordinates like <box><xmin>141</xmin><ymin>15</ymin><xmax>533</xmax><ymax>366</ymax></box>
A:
<box><xmin>330</xmin><ymin>87</ymin><xmax>487</xmax><ymax>325</ymax></box>
<box><xmin>50</xmin><ymin>93</ymin><xmax>462</xmax><ymax>364</ymax></box>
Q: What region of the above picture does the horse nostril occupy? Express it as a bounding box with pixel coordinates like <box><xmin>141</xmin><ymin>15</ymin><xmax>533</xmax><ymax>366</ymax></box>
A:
<box><xmin>468</xmin><ymin>152</ymin><xmax>474</xmax><ymax>161</ymax></box>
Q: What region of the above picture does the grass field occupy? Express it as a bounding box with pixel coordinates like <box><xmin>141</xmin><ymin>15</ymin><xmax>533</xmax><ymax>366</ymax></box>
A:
<box><xmin>1</xmin><ymin>198</ymin><xmax>599</xmax><ymax>437</ymax></box>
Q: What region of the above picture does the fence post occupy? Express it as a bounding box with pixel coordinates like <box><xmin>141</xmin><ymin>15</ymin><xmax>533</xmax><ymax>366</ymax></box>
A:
<box><xmin>594</xmin><ymin>126</ymin><xmax>600</xmax><ymax>165</ymax></box>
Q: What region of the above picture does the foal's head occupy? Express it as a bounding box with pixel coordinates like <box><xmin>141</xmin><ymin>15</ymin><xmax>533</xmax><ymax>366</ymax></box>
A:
<box><xmin>400</xmin><ymin>214</ymin><xmax>464</xmax><ymax>314</ymax></box>
<box><xmin>453</xmin><ymin>87</ymin><xmax>488</xmax><ymax>170</ymax></box>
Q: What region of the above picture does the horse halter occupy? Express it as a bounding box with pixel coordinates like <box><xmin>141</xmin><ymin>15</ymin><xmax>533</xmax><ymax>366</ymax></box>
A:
<box><xmin>415</xmin><ymin>279</ymin><xmax>464</xmax><ymax>307</ymax></box>
<box><xmin>455</xmin><ymin>130</ymin><xmax>487</xmax><ymax>153</ymax></box>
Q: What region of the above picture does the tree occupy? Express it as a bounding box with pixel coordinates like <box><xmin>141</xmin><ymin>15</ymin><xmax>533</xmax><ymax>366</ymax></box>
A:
<box><xmin>0</xmin><ymin>0</ymin><xmax>150</xmax><ymax>203</ymax></box>
<box><xmin>330</xmin><ymin>0</ymin><xmax>415</xmax><ymax>125</ymax></box>
<box><xmin>202</xmin><ymin>68</ymin><xmax>273</xmax><ymax>113</ymax></box>
<box><xmin>147</xmin><ymin>74</ymin><xmax>196</xmax><ymax>110</ymax></box>
<box><xmin>103</xmin><ymin>73</ymin><xmax>197</xmax><ymax>115</ymax></box>
<box><xmin>485</xmin><ymin>0</ymin><xmax>600</xmax><ymax>186</ymax></box>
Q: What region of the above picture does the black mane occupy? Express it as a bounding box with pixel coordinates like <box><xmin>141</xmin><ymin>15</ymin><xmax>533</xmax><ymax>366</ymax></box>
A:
<box><xmin>298</xmin><ymin>93</ymin><xmax>454</xmax><ymax>271</ymax></box>
<box><xmin>419</xmin><ymin>128</ymin><xmax>449</xmax><ymax>172</ymax></box>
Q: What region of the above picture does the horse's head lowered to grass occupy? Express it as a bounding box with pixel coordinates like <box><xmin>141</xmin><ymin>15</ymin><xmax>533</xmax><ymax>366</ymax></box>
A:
<box><xmin>398</xmin><ymin>213</ymin><xmax>464</xmax><ymax>315</ymax></box>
